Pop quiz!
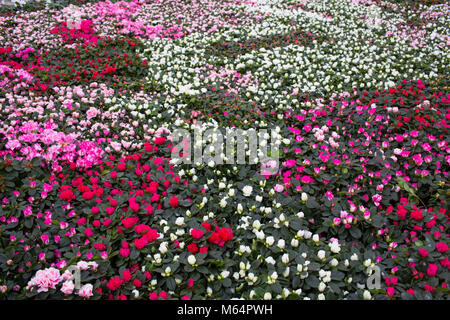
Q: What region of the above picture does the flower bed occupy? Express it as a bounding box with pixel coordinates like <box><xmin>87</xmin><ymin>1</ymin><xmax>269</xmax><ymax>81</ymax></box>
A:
<box><xmin>0</xmin><ymin>0</ymin><xmax>448</xmax><ymax>300</ymax></box>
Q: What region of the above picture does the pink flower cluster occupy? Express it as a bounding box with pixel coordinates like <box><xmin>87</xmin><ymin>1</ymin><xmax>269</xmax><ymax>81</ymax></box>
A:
<box><xmin>1</xmin><ymin>119</ymin><xmax>104</xmax><ymax>171</ymax></box>
<box><xmin>27</xmin><ymin>267</ymin><xmax>62</xmax><ymax>293</ymax></box>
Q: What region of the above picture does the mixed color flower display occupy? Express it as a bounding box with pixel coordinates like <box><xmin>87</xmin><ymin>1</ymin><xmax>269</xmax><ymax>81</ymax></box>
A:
<box><xmin>0</xmin><ymin>0</ymin><xmax>448</xmax><ymax>300</ymax></box>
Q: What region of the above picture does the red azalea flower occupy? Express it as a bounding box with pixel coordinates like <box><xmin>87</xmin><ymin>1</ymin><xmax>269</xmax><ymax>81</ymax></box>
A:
<box><xmin>149</xmin><ymin>292</ymin><xmax>158</xmax><ymax>300</ymax></box>
<box><xmin>151</xmin><ymin>193</ymin><xmax>160</xmax><ymax>202</ymax></box>
<box><xmin>202</xmin><ymin>222</ymin><xmax>211</xmax><ymax>231</ymax></box>
<box><xmin>427</xmin><ymin>264</ymin><xmax>438</xmax><ymax>277</ymax></box>
<box><xmin>134</xmin><ymin>237</ymin><xmax>148</xmax><ymax>250</ymax></box>
<box><xmin>163</xmin><ymin>180</ymin><xmax>171</xmax><ymax>189</ymax></box>
<box><xmin>120</xmin><ymin>248</ymin><xmax>130</xmax><ymax>258</ymax></box>
<box><xmin>159</xmin><ymin>291</ymin><xmax>168</xmax><ymax>300</ymax></box>
<box><xmin>145</xmin><ymin>206</ymin><xmax>154</xmax><ymax>215</ymax></box>
<box><xmin>91</xmin><ymin>206</ymin><xmax>99</xmax><ymax>215</ymax></box>
<box><xmin>130</xmin><ymin>202</ymin><xmax>140</xmax><ymax>212</ymax></box>
<box><xmin>386</xmin><ymin>287</ymin><xmax>395</xmax><ymax>297</ymax></box>
<box><xmin>424</xmin><ymin>284</ymin><xmax>433</xmax><ymax>292</ymax></box>
<box><xmin>84</xmin><ymin>228</ymin><xmax>93</xmax><ymax>237</ymax></box>
<box><xmin>107</xmin><ymin>277</ymin><xmax>123</xmax><ymax>291</ymax></box>
<box><xmin>436</xmin><ymin>242</ymin><xmax>448</xmax><ymax>253</ymax></box>
<box><xmin>147</xmin><ymin>181</ymin><xmax>159</xmax><ymax>193</ymax></box>
<box><xmin>122</xmin><ymin>216</ymin><xmax>139</xmax><ymax>228</ymax></box>
<box><xmin>133</xmin><ymin>280</ymin><xmax>142</xmax><ymax>287</ymax></box>
<box><xmin>122</xmin><ymin>269</ymin><xmax>132</xmax><ymax>282</ymax></box>
<box><xmin>155</xmin><ymin>137</ymin><xmax>166</xmax><ymax>145</ymax></box>
<box><xmin>219</xmin><ymin>228</ymin><xmax>233</xmax><ymax>242</ymax></box>
<box><xmin>418</xmin><ymin>249</ymin><xmax>429</xmax><ymax>258</ymax></box>
<box><xmin>426</xmin><ymin>219</ymin><xmax>436</xmax><ymax>228</ymax></box>
<box><xmin>169</xmin><ymin>195</ymin><xmax>179</xmax><ymax>207</ymax></box>
<box><xmin>396</xmin><ymin>205</ymin><xmax>407</xmax><ymax>220</ymax></box>
<box><xmin>83</xmin><ymin>191</ymin><xmax>94</xmax><ymax>200</ymax></box>
<box><xmin>92</xmin><ymin>220</ymin><xmax>101</xmax><ymax>228</ymax></box>
<box><xmin>410</xmin><ymin>209</ymin><xmax>423</xmax><ymax>221</ymax></box>
<box><xmin>144</xmin><ymin>143</ymin><xmax>154</xmax><ymax>152</ymax></box>
<box><xmin>135</xmin><ymin>224</ymin><xmax>151</xmax><ymax>234</ymax></box>
<box><xmin>94</xmin><ymin>243</ymin><xmax>106</xmax><ymax>251</ymax></box>
<box><xmin>94</xmin><ymin>188</ymin><xmax>103</xmax><ymax>197</ymax></box>
<box><xmin>187</xmin><ymin>243</ymin><xmax>198</xmax><ymax>253</ymax></box>
<box><xmin>59</xmin><ymin>189</ymin><xmax>74</xmax><ymax>201</ymax></box>
<box><xmin>143</xmin><ymin>229</ymin><xmax>159</xmax><ymax>242</ymax></box>
<box><xmin>190</xmin><ymin>228</ymin><xmax>204</xmax><ymax>239</ymax></box>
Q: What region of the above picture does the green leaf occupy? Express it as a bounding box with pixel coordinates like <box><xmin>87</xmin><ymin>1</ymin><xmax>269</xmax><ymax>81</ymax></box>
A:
<box><xmin>130</xmin><ymin>249</ymin><xmax>139</xmax><ymax>260</ymax></box>
<box><xmin>167</xmin><ymin>278</ymin><xmax>176</xmax><ymax>291</ymax></box>
<box><xmin>305</xmin><ymin>275</ymin><xmax>319</xmax><ymax>288</ymax></box>
<box><xmin>306</xmin><ymin>197</ymin><xmax>319</xmax><ymax>209</ymax></box>
<box><xmin>371</xmin><ymin>214</ymin><xmax>385</xmax><ymax>228</ymax></box>
<box><xmin>222</xmin><ymin>278</ymin><xmax>232</xmax><ymax>288</ymax></box>
<box><xmin>331</xmin><ymin>270</ymin><xmax>345</xmax><ymax>281</ymax></box>
<box><xmin>397</xmin><ymin>177</ymin><xmax>418</xmax><ymax>199</ymax></box>
<box><xmin>24</xmin><ymin>218</ymin><xmax>33</xmax><ymax>229</ymax></box>
<box><xmin>350</xmin><ymin>228</ymin><xmax>362</xmax><ymax>239</ymax></box>
<box><xmin>271</xmin><ymin>283</ymin><xmax>282</xmax><ymax>294</ymax></box>
<box><xmin>401</xmin><ymin>292</ymin><xmax>415</xmax><ymax>300</ymax></box>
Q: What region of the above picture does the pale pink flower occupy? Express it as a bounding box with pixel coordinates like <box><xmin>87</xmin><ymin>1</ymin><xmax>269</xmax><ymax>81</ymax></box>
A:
<box><xmin>274</xmin><ymin>184</ymin><xmax>284</xmax><ymax>192</ymax></box>
<box><xmin>88</xmin><ymin>262</ymin><xmax>99</xmax><ymax>270</ymax></box>
<box><xmin>77</xmin><ymin>261</ymin><xmax>90</xmax><ymax>271</ymax></box>
<box><xmin>27</xmin><ymin>267</ymin><xmax>62</xmax><ymax>293</ymax></box>
<box><xmin>41</xmin><ymin>234</ymin><xmax>49</xmax><ymax>244</ymax></box>
<box><xmin>62</xmin><ymin>270</ymin><xmax>74</xmax><ymax>281</ymax></box>
<box><xmin>78</xmin><ymin>284</ymin><xmax>93</xmax><ymax>298</ymax></box>
<box><xmin>86</xmin><ymin>107</ymin><xmax>99</xmax><ymax>119</ymax></box>
<box><xmin>60</xmin><ymin>280</ymin><xmax>75</xmax><ymax>295</ymax></box>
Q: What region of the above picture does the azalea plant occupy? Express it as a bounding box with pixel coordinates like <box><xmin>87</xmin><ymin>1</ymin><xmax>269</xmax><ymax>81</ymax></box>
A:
<box><xmin>0</xmin><ymin>0</ymin><xmax>448</xmax><ymax>300</ymax></box>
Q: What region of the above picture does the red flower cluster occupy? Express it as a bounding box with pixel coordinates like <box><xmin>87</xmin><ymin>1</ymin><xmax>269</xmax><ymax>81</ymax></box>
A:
<box><xmin>59</xmin><ymin>185</ymin><xmax>74</xmax><ymax>201</ymax></box>
<box><xmin>187</xmin><ymin>243</ymin><xmax>208</xmax><ymax>254</ymax></box>
<box><xmin>49</xmin><ymin>20</ymin><xmax>98</xmax><ymax>45</ymax></box>
<box><xmin>190</xmin><ymin>228</ymin><xmax>204</xmax><ymax>239</ymax></box>
<box><xmin>106</xmin><ymin>277</ymin><xmax>123</xmax><ymax>291</ymax></box>
<box><xmin>410</xmin><ymin>207</ymin><xmax>423</xmax><ymax>221</ymax></box>
<box><xmin>149</xmin><ymin>291</ymin><xmax>168</xmax><ymax>300</ymax></box>
<box><xmin>208</xmin><ymin>227</ymin><xmax>233</xmax><ymax>247</ymax></box>
<box><xmin>169</xmin><ymin>195</ymin><xmax>179</xmax><ymax>207</ymax></box>
<box><xmin>122</xmin><ymin>216</ymin><xmax>139</xmax><ymax>228</ymax></box>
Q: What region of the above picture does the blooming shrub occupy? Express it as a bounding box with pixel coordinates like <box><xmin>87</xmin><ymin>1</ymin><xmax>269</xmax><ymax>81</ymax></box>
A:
<box><xmin>0</xmin><ymin>0</ymin><xmax>448</xmax><ymax>300</ymax></box>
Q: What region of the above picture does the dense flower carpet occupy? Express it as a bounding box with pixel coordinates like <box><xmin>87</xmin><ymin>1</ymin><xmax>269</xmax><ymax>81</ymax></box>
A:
<box><xmin>0</xmin><ymin>0</ymin><xmax>448</xmax><ymax>300</ymax></box>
